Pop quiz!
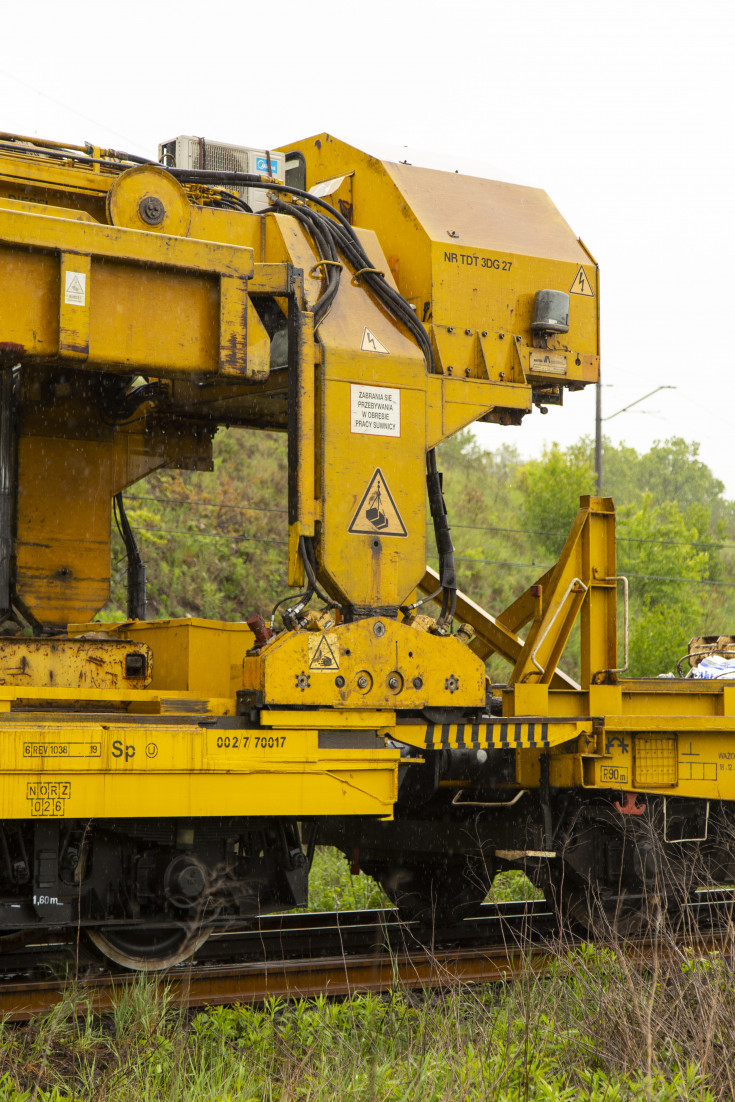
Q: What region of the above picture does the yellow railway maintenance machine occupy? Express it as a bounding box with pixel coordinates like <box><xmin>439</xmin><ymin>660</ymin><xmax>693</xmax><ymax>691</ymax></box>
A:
<box><xmin>0</xmin><ymin>131</ymin><xmax>729</xmax><ymax>966</ymax></box>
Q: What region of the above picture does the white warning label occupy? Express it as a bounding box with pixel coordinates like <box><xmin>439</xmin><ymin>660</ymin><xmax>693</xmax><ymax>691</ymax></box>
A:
<box><xmin>361</xmin><ymin>327</ymin><xmax>390</xmax><ymax>354</ymax></box>
<box><xmin>64</xmin><ymin>271</ymin><xmax>86</xmax><ymax>306</ymax></box>
<box><xmin>351</xmin><ymin>384</ymin><xmax>400</xmax><ymax>437</ymax></box>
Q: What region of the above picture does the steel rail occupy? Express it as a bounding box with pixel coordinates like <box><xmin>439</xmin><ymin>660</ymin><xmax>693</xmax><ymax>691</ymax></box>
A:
<box><xmin>0</xmin><ymin>941</ymin><xmax>551</xmax><ymax>1022</ymax></box>
<box><xmin>2</xmin><ymin>927</ymin><xmax>734</xmax><ymax>1024</ymax></box>
<box><xmin>1</xmin><ymin>895</ymin><xmax>732</xmax><ymax>1023</ymax></box>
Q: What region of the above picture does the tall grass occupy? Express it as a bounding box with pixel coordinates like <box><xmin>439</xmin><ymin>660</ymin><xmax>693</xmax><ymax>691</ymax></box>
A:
<box><xmin>306</xmin><ymin>847</ymin><xmax>389</xmax><ymax>912</ymax></box>
<box><xmin>2</xmin><ymin>853</ymin><xmax>732</xmax><ymax>1099</ymax></box>
<box><xmin>1</xmin><ymin>929</ymin><xmax>732</xmax><ymax>1100</ymax></box>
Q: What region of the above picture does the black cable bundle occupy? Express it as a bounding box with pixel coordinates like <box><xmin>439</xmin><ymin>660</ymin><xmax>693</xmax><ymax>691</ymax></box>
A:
<box><xmin>426</xmin><ymin>450</ymin><xmax>457</xmax><ymax>627</ymax></box>
<box><xmin>163</xmin><ymin>166</ymin><xmax>434</xmax><ymax>368</ymax></box>
<box><xmin>114</xmin><ymin>493</ymin><xmax>146</xmax><ymax>621</ymax></box>
<box><xmin>161</xmin><ymin>162</ymin><xmax>456</xmax><ymax>625</ymax></box>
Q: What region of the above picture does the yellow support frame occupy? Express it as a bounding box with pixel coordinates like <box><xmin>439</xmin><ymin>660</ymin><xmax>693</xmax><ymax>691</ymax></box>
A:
<box><xmin>0</xmin><ymin>206</ymin><xmax>270</xmax><ymax>378</ymax></box>
<box><xmin>2</xmin><ymin>135</ymin><xmax>733</xmax><ymax>839</ymax></box>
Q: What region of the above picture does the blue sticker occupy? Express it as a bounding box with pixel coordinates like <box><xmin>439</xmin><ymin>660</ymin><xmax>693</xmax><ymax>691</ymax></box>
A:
<box><xmin>256</xmin><ymin>156</ymin><xmax>278</xmax><ymax>173</ymax></box>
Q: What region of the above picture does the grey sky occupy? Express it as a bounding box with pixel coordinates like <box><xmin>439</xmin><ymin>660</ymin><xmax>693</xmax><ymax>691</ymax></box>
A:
<box><xmin>2</xmin><ymin>0</ymin><xmax>732</xmax><ymax>491</ymax></box>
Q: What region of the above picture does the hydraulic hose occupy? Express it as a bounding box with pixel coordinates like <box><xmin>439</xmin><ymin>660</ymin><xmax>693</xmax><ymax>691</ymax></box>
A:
<box><xmin>161</xmin><ymin>165</ymin><xmax>435</xmax><ymax>373</ymax></box>
<box><xmin>299</xmin><ymin>536</ymin><xmax>342</xmax><ymax>610</ymax></box>
<box><xmin>114</xmin><ymin>493</ymin><xmax>146</xmax><ymax>621</ymax></box>
<box><xmin>160</xmin><ymin>162</ymin><xmax>453</xmax><ymax>619</ymax></box>
<box><xmin>426</xmin><ymin>450</ymin><xmax>457</xmax><ymax>628</ymax></box>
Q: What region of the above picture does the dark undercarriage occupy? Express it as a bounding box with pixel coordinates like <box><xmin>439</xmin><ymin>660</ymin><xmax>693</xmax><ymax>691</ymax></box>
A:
<box><xmin>1</xmin><ymin>745</ymin><xmax>732</xmax><ymax>967</ymax></box>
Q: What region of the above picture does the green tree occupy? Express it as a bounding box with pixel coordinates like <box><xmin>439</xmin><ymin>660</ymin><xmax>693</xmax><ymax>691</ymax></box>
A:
<box><xmin>435</xmin><ymin>431</ymin><xmax>529</xmax><ymax>615</ymax></box>
<box><xmin>603</xmin><ymin>435</ymin><xmax>735</xmax><ymax>652</ymax></box>
<box><xmin>104</xmin><ymin>423</ymin><xmax>735</xmax><ymax>687</ymax></box>
<box><xmin>514</xmin><ymin>437</ymin><xmax>727</xmax><ymax>679</ymax></box>
<box><xmin>603</xmin><ymin>436</ymin><xmax>726</xmax><ymax>521</ymax></box>
<box><xmin>107</xmin><ymin>427</ymin><xmax>291</xmax><ymax>623</ymax></box>
<box><xmin>617</xmin><ymin>496</ymin><xmax>709</xmax><ymax>675</ymax></box>
<box><xmin>519</xmin><ymin>441</ymin><xmax>596</xmax><ymax>557</ymax></box>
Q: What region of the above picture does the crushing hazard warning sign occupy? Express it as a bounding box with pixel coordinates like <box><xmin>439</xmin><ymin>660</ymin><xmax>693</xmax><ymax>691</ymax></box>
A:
<box><xmin>308</xmin><ymin>633</ymin><xmax>340</xmax><ymax>670</ymax></box>
<box><xmin>348</xmin><ymin>469</ymin><xmax>407</xmax><ymax>537</ymax></box>
<box><xmin>64</xmin><ymin>271</ymin><xmax>86</xmax><ymax>306</ymax></box>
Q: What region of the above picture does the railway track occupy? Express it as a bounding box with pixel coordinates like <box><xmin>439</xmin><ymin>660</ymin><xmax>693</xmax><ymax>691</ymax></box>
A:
<box><xmin>1</xmin><ymin>894</ymin><xmax>732</xmax><ymax>1022</ymax></box>
<box><xmin>0</xmin><ymin>942</ymin><xmax>554</xmax><ymax>1022</ymax></box>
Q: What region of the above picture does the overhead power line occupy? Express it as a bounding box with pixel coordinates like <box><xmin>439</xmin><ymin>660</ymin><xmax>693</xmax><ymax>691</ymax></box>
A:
<box><xmin>112</xmin><ymin>524</ymin><xmax>734</xmax><ymax>589</ymax></box>
<box><xmin>447</xmin><ymin>522</ymin><xmax>729</xmax><ymax>550</ymax></box>
<box><xmin>0</xmin><ymin>68</ymin><xmax>149</xmax><ymax>154</ymax></box>
<box><xmin>118</xmin><ymin>527</ymin><xmax>287</xmax><ymax>546</ymax></box>
<box><xmin>127</xmin><ymin>493</ymin><xmax>735</xmax><ymax>554</ymax></box>
<box><xmin>126</xmin><ymin>494</ymin><xmax>287</xmax><ymax>516</ymax></box>
<box><xmin>427</xmin><ymin>553</ymin><xmax>735</xmax><ymax>589</ymax></box>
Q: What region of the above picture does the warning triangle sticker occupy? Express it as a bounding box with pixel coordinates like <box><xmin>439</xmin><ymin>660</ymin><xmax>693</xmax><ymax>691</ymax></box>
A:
<box><xmin>309</xmin><ymin>635</ymin><xmax>339</xmax><ymax>670</ymax></box>
<box><xmin>348</xmin><ymin>468</ymin><xmax>407</xmax><ymax>537</ymax></box>
<box><xmin>569</xmin><ymin>265</ymin><xmax>594</xmax><ymax>297</ymax></box>
<box><xmin>67</xmin><ymin>275</ymin><xmax>84</xmax><ymax>295</ymax></box>
<box><xmin>361</xmin><ymin>327</ymin><xmax>390</xmax><ymax>354</ymax></box>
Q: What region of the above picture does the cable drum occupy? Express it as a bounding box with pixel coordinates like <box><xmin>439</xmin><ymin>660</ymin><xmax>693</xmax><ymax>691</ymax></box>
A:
<box><xmin>107</xmin><ymin>164</ymin><xmax>192</xmax><ymax>237</ymax></box>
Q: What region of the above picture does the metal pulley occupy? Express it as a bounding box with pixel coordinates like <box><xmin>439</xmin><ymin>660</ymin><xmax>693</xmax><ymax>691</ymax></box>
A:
<box><xmin>106</xmin><ymin>164</ymin><xmax>191</xmax><ymax>236</ymax></box>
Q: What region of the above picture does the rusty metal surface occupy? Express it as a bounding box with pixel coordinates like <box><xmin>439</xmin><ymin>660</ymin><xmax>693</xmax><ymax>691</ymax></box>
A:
<box><xmin>1</xmin><ymin>926</ymin><xmax>732</xmax><ymax>1023</ymax></box>
<box><xmin>0</xmin><ymin>638</ymin><xmax>153</xmax><ymax>690</ymax></box>
<box><xmin>0</xmin><ymin>944</ymin><xmax>548</xmax><ymax>1022</ymax></box>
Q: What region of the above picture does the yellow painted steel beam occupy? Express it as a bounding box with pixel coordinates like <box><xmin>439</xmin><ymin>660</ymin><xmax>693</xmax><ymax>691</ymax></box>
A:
<box><xmin>0</xmin><ymin>206</ymin><xmax>272</xmax><ymax>379</ymax></box>
<box><xmin>581</xmin><ymin>728</ymin><xmax>735</xmax><ymax>801</ymax></box>
<box><xmin>418</xmin><ymin>567</ymin><xmax>579</xmax><ymax>690</ymax></box>
<box><xmin>261</xmin><ymin>709</ymin><xmax>395</xmax><ymax>729</ymax></box>
<box><xmin>0</xmin><ymin>639</ymin><xmax>153</xmax><ymax>690</ymax></box>
<box><xmin>509</xmin><ymin>497</ymin><xmax>617</xmax><ymax>688</ymax></box>
<box><xmin>605</xmin><ymin>715</ymin><xmax>735</xmax><ymax>732</ymax></box>
<box><xmin>0</xmin><ymin>721</ymin><xmax>400</xmax><ymax>819</ymax></box>
<box><xmin>0</xmin><ymin>770</ymin><xmax>399</xmax><ymax>820</ymax></box>
<box><xmin>0</xmin><ymin>688</ymin><xmax>236</xmax><ymax>715</ymax></box>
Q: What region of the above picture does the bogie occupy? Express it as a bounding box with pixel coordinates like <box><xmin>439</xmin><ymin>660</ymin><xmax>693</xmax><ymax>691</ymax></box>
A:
<box><xmin>0</xmin><ymin>817</ymin><xmax>307</xmax><ymax>965</ymax></box>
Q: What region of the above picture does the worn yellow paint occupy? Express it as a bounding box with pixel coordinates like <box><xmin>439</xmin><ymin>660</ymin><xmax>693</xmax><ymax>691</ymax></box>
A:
<box><xmin>5</xmin><ymin>133</ymin><xmax>733</xmax><ymax>833</ymax></box>
<box><xmin>106</xmin><ymin>164</ymin><xmax>192</xmax><ymax>236</ymax></box>
<box><xmin>15</xmin><ymin>412</ymin><xmax>213</xmax><ymax>627</ymax></box>
<box><xmin>68</xmin><ymin>619</ymin><xmax>255</xmax><ymax>699</ymax></box>
<box><xmin>279</xmin><ymin>134</ymin><xmax>599</xmax><ymax>381</ymax></box>
<box><xmin>271</xmin><ymin>135</ymin><xmax>601</xmax><ymax>608</ymax></box>
<box><xmin>0</xmin><ymin>206</ymin><xmax>270</xmax><ymax>379</ymax></box>
<box><xmin>0</xmin><ymin>738</ymin><xmax>398</xmax><ymax>819</ymax></box>
<box><xmin>244</xmin><ymin>616</ymin><xmax>486</xmax><ymax>709</ymax></box>
<box><xmin>0</xmin><ymin>638</ymin><xmax>152</xmax><ymax>689</ymax></box>
<box><xmin>1</xmin><ymin>770</ymin><xmax>397</xmax><ymax>820</ymax></box>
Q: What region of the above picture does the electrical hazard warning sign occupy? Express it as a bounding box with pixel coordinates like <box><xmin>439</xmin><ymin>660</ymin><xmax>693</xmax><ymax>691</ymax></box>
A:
<box><xmin>348</xmin><ymin>468</ymin><xmax>407</xmax><ymax>537</ymax></box>
<box><xmin>569</xmin><ymin>266</ymin><xmax>594</xmax><ymax>297</ymax></box>
<box><xmin>308</xmin><ymin>633</ymin><xmax>340</xmax><ymax>670</ymax></box>
<box><xmin>360</xmin><ymin>327</ymin><xmax>390</xmax><ymax>354</ymax></box>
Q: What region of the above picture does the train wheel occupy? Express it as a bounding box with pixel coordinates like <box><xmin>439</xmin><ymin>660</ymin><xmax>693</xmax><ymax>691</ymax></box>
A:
<box><xmin>370</xmin><ymin>855</ymin><xmax>492</xmax><ymax>924</ymax></box>
<box><xmin>555</xmin><ymin>881</ymin><xmax>664</xmax><ymax>939</ymax></box>
<box><xmin>87</xmin><ymin>924</ymin><xmax>212</xmax><ymax>970</ymax></box>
